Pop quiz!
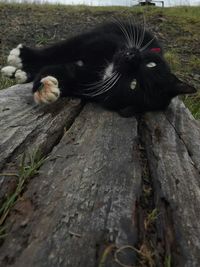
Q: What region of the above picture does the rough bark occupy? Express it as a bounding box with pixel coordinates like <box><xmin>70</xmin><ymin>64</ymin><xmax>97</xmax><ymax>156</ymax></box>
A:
<box><xmin>0</xmin><ymin>83</ymin><xmax>82</xmax><ymax>205</ymax></box>
<box><xmin>0</xmin><ymin>83</ymin><xmax>82</xmax><ymax>169</ymax></box>
<box><xmin>0</xmin><ymin>84</ymin><xmax>200</xmax><ymax>267</ymax></box>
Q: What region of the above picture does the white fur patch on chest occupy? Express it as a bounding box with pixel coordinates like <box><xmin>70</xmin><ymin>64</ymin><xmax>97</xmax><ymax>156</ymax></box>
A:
<box><xmin>103</xmin><ymin>63</ymin><xmax>114</xmax><ymax>80</ymax></box>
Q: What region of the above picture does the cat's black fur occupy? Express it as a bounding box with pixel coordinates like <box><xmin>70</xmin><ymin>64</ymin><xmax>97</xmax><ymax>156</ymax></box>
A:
<box><xmin>2</xmin><ymin>20</ymin><xmax>196</xmax><ymax>116</ymax></box>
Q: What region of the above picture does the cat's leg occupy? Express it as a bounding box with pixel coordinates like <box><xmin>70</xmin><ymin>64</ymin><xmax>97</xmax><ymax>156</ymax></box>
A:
<box><xmin>1</xmin><ymin>44</ymin><xmax>42</xmax><ymax>83</ymax></box>
<box><xmin>1</xmin><ymin>33</ymin><xmax>90</xmax><ymax>83</ymax></box>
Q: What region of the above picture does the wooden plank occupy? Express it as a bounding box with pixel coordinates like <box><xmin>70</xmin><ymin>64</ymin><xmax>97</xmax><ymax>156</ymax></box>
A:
<box><xmin>1</xmin><ymin>85</ymin><xmax>200</xmax><ymax>266</ymax></box>
<box><xmin>0</xmin><ymin>104</ymin><xmax>142</xmax><ymax>267</ymax></box>
<box><xmin>0</xmin><ymin>84</ymin><xmax>82</xmax><ymax>212</ymax></box>
<box><xmin>0</xmin><ymin>83</ymin><xmax>82</xmax><ymax>170</ymax></box>
<box><xmin>141</xmin><ymin>98</ymin><xmax>200</xmax><ymax>266</ymax></box>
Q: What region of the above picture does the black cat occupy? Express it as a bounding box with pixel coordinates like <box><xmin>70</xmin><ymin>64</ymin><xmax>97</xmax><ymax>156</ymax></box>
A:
<box><xmin>1</xmin><ymin>20</ymin><xmax>196</xmax><ymax>116</ymax></box>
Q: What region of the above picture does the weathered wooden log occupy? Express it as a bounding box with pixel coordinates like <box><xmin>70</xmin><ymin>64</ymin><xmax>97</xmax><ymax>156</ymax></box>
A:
<box><xmin>0</xmin><ymin>84</ymin><xmax>200</xmax><ymax>267</ymax></box>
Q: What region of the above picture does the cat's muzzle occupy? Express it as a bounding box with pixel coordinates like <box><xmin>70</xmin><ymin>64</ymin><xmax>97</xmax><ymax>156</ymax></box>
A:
<box><xmin>125</xmin><ymin>47</ymin><xmax>140</xmax><ymax>60</ymax></box>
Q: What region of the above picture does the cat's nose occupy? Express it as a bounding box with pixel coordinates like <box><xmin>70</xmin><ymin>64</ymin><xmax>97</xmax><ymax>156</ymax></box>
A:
<box><xmin>125</xmin><ymin>48</ymin><xmax>139</xmax><ymax>60</ymax></box>
<box><xmin>126</xmin><ymin>51</ymin><xmax>135</xmax><ymax>59</ymax></box>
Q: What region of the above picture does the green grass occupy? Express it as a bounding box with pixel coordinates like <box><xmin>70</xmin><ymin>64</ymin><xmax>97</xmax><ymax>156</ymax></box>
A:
<box><xmin>164</xmin><ymin>254</ymin><xmax>172</xmax><ymax>267</ymax></box>
<box><xmin>183</xmin><ymin>92</ymin><xmax>200</xmax><ymax>119</ymax></box>
<box><xmin>0</xmin><ymin>77</ymin><xmax>15</xmax><ymax>90</ymax></box>
<box><xmin>0</xmin><ymin>149</ymin><xmax>45</xmax><ymax>227</ymax></box>
<box><xmin>165</xmin><ymin>51</ymin><xmax>181</xmax><ymax>72</ymax></box>
<box><xmin>163</xmin><ymin>6</ymin><xmax>200</xmax><ymax>20</ymax></box>
<box><xmin>0</xmin><ymin>226</ymin><xmax>7</xmax><ymax>241</ymax></box>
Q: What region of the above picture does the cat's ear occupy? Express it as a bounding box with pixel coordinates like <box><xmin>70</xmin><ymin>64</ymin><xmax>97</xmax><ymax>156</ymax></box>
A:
<box><xmin>173</xmin><ymin>77</ymin><xmax>196</xmax><ymax>95</ymax></box>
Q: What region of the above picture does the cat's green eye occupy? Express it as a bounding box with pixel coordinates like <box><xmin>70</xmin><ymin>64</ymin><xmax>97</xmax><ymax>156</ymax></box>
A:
<box><xmin>146</xmin><ymin>62</ymin><xmax>157</xmax><ymax>68</ymax></box>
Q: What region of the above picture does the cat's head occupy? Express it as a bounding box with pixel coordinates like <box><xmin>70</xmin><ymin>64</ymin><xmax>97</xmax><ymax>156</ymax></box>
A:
<box><xmin>137</xmin><ymin>50</ymin><xmax>196</xmax><ymax>97</ymax></box>
<box><xmin>112</xmin><ymin>47</ymin><xmax>196</xmax><ymax>112</ymax></box>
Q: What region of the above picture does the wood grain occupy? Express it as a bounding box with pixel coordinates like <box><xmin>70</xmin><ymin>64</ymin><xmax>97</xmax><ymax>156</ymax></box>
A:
<box><xmin>0</xmin><ymin>84</ymin><xmax>200</xmax><ymax>267</ymax></box>
<box><xmin>0</xmin><ymin>103</ymin><xmax>142</xmax><ymax>267</ymax></box>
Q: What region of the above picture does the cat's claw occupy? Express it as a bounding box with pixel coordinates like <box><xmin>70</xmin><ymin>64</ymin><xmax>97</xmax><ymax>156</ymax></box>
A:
<box><xmin>34</xmin><ymin>76</ymin><xmax>60</xmax><ymax>104</ymax></box>
<box><xmin>1</xmin><ymin>66</ymin><xmax>27</xmax><ymax>83</ymax></box>
<box><xmin>7</xmin><ymin>44</ymin><xmax>23</xmax><ymax>68</ymax></box>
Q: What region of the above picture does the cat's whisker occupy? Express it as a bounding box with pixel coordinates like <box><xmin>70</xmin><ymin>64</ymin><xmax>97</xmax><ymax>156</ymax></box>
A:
<box><xmin>83</xmin><ymin>71</ymin><xmax>118</xmax><ymax>90</ymax></box>
<box><xmin>83</xmin><ymin>72</ymin><xmax>118</xmax><ymax>94</ymax></box>
<box><xmin>128</xmin><ymin>18</ymin><xmax>135</xmax><ymax>48</ymax></box>
<box><xmin>102</xmin><ymin>74</ymin><xmax>121</xmax><ymax>94</ymax></box>
<box><xmin>118</xmin><ymin>21</ymin><xmax>132</xmax><ymax>48</ymax></box>
<box><xmin>136</xmin><ymin>21</ymin><xmax>143</xmax><ymax>49</ymax></box>
<box><xmin>83</xmin><ymin>73</ymin><xmax>121</xmax><ymax>97</ymax></box>
<box><xmin>137</xmin><ymin>16</ymin><xmax>146</xmax><ymax>49</ymax></box>
<box><xmin>93</xmin><ymin>73</ymin><xmax>119</xmax><ymax>93</ymax></box>
<box><xmin>132</xmin><ymin>18</ymin><xmax>137</xmax><ymax>48</ymax></box>
<box><xmin>135</xmin><ymin>23</ymin><xmax>140</xmax><ymax>49</ymax></box>
<box><xmin>127</xmin><ymin>17</ymin><xmax>135</xmax><ymax>48</ymax></box>
<box><xmin>92</xmin><ymin>74</ymin><xmax>121</xmax><ymax>97</ymax></box>
<box><xmin>92</xmin><ymin>73</ymin><xmax>120</xmax><ymax>94</ymax></box>
<box><xmin>113</xmin><ymin>19</ymin><xmax>132</xmax><ymax>48</ymax></box>
<box><xmin>140</xmin><ymin>36</ymin><xmax>155</xmax><ymax>52</ymax></box>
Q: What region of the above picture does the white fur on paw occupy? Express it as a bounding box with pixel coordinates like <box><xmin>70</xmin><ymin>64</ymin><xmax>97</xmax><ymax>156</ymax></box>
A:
<box><xmin>34</xmin><ymin>76</ymin><xmax>60</xmax><ymax>104</ymax></box>
<box><xmin>1</xmin><ymin>66</ymin><xmax>17</xmax><ymax>77</ymax></box>
<box><xmin>15</xmin><ymin>69</ymin><xmax>27</xmax><ymax>83</ymax></box>
<box><xmin>7</xmin><ymin>44</ymin><xmax>23</xmax><ymax>68</ymax></box>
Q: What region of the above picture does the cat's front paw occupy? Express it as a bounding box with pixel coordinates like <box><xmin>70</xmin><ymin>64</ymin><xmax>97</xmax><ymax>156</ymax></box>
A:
<box><xmin>34</xmin><ymin>76</ymin><xmax>60</xmax><ymax>104</ymax></box>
